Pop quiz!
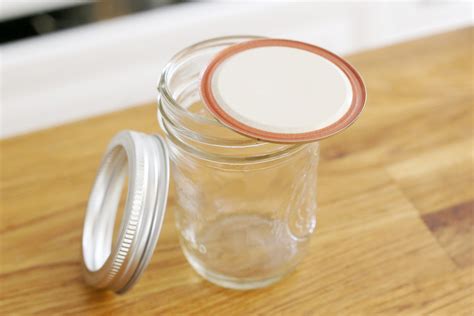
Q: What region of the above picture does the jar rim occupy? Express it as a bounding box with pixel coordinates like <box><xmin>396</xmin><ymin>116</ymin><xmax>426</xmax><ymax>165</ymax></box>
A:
<box><xmin>158</xmin><ymin>36</ymin><xmax>263</xmax><ymax>129</ymax></box>
<box><xmin>156</xmin><ymin>36</ymin><xmax>311</xmax><ymax>163</ymax></box>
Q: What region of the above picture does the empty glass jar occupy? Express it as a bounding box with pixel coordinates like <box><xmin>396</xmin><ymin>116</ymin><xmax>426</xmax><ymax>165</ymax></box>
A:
<box><xmin>157</xmin><ymin>37</ymin><xmax>319</xmax><ymax>289</ymax></box>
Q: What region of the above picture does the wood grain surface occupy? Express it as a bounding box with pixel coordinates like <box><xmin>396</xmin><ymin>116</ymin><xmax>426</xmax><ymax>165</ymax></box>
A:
<box><xmin>1</xmin><ymin>28</ymin><xmax>473</xmax><ymax>315</ymax></box>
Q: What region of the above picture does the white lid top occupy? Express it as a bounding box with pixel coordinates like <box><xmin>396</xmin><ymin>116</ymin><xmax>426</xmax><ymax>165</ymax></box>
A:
<box><xmin>201</xmin><ymin>39</ymin><xmax>366</xmax><ymax>142</ymax></box>
<box><xmin>82</xmin><ymin>131</ymin><xmax>170</xmax><ymax>294</ymax></box>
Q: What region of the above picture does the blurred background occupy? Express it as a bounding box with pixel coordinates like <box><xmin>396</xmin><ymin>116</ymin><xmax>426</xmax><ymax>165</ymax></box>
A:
<box><xmin>0</xmin><ymin>0</ymin><xmax>472</xmax><ymax>138</ymax></box>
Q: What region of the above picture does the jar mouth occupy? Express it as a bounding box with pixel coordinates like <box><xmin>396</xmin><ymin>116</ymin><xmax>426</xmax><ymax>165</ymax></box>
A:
<box><xmin>158</xmin><ymin>36</ymin><xmax>262</xmax><ymax>130</ymax></box>
<box><xmin>157</xmin><ymin>36</ymin><xmax>308</xmax><ymax>163</ymax></box>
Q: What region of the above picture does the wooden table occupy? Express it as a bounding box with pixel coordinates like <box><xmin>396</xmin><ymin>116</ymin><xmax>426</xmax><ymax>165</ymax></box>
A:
<box><xmin>1</xmin><ymin>28</ymin><xmax>473</xmax><ymax>315</ymax></box>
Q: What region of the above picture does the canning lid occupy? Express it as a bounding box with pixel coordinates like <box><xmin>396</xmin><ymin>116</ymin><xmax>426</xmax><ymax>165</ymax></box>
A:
<box><xmin>82</xmin><ymin>131</ymin><xmax>170</xmax><ymax>294</ymax></box>
<box><xmin>201</xmin><ymin>39</ymin><xmax>366</xmax><ymax>143</ymax></box>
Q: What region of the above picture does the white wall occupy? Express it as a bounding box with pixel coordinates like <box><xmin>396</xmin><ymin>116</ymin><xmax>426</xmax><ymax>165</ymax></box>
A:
<box><xmin>1</xmin><ymin>1</ymin><xmax>472</xmax><ymax>138</ymax></box>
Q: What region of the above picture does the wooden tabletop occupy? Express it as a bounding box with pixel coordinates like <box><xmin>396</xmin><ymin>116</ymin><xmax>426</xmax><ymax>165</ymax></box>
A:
<box><xmin>1</xmin><ymin>28</ymin><xmax>473</xmax><ymax>315</ymax></box>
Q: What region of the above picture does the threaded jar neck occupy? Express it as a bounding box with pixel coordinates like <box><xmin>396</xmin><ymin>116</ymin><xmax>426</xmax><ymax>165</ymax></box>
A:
<box><xmin>157</xmin><ymin>36</ymin><xmax>315</xmax><ymax>165</ymax></box>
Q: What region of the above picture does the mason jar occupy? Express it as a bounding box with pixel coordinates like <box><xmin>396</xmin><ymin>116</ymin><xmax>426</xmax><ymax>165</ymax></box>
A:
<box><xmin>157</xmin><ymin>37</ymin><xmax>319</xmax><ymax>289</ymax></box>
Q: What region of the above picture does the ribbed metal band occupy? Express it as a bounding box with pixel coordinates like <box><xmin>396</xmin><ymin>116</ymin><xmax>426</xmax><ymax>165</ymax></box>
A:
<box><xmin>81</xmin><ymin>131</ymin><xmax>169</xmax><ymax>294</ymax></box>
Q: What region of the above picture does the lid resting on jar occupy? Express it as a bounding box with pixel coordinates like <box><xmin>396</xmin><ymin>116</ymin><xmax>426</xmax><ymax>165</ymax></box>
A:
<box><xmin>200</xmin><ymin>39</ymin><xmax>366</xmax><ymax>143</ymax></box>
<box><xmin>81</xmin><ymin>131</ymin><xmax>170</xmax><ymax>294</ymax></box>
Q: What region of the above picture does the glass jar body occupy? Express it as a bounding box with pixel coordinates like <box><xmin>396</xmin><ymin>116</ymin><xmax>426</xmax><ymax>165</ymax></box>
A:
<box><xmin>169</xmin><ymin>141</ymin><xmax>319</xmax><ymax>289</ymax></box>
<box><xmin>158</xmin><ymin>37</ymin><xmax>319</xmax><ymax>289</ymax></box>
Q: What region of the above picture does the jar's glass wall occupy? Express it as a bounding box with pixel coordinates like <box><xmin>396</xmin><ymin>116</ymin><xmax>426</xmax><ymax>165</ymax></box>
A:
<box><xmin>169</xmin><ymin>141</ymin><xmax>319</xmax><ymax>289</ymax></box>
<box><xmin>158</xmin><ymin>37</ymin><xmax>319</xmax><ymax>289</ymax></box>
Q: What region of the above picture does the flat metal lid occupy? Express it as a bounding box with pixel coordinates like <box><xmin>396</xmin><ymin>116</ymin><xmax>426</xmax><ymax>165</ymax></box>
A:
<box><xmin>201</xmin><ymin>39</ymin><xmax>366</xmax><ymax>143</ymax></box>
<box><xmin>81</xmin><ymin>131</ymin><xmax>170</xmax><ymax>294</ymax></box>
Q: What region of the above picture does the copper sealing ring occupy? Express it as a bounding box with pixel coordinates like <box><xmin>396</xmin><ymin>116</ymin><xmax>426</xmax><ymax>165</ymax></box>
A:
<box><xmin>200</xmin><ymin>39</ymin><xmax>367</xmax><ymax>143</ymax></box>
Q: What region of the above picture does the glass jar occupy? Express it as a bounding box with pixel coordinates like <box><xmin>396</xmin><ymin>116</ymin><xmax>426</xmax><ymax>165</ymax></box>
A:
<box><xmin>157</xmin><ymin>37</ymin><xmax>319</xmax><ymax>289</ymax></box>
